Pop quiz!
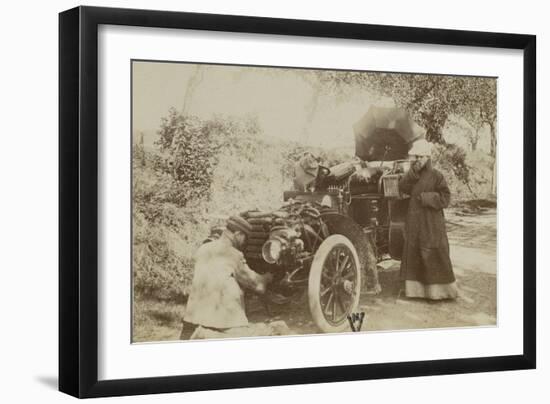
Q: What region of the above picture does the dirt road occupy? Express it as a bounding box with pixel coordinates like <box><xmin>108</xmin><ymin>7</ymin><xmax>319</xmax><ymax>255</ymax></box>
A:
<box><xmin>133</xmin><ymin>208</ymin><xmax>496</xmax><ymax>342</ymax></box>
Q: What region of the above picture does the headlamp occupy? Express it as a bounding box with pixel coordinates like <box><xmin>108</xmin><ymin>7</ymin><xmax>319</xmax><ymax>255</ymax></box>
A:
<box><xmin>262</xmin><ymin>239</ymin><xmax>283</xmax><ymax>264</ymax></box>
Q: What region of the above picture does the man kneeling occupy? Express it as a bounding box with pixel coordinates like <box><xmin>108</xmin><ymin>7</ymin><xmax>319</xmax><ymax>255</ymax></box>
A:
<box><xmin>180</xmin><ymin>215</ymin><xmax>289</xmax><ymax>340</ymax></box>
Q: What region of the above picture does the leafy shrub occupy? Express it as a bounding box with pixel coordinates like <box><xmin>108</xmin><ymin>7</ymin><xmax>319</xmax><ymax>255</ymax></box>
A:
<box><xmin>432</xmin><ymin>143</ymin><xmax>493</xmax><ymax>201</ymax></box>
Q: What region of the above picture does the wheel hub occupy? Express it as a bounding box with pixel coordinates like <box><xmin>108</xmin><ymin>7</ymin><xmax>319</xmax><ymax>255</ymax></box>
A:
<box><xmin>342</xmin><ymin>280</ymin><xmax>353</xmax><ymax>294</ymax></box>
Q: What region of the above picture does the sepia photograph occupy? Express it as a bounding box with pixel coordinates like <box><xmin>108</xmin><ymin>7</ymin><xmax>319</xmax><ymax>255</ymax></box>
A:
<box><xmin>131</xmin><ymin>60</ymin><xmax>497</xmax><ymax>343</ymax></box>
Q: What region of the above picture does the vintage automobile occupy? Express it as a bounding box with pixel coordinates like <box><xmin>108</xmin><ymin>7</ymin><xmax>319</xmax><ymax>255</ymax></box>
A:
<box><xmin>211</xmin><ymin>107</ymin><xmax>424</xmax><ymax>333</ymax></box>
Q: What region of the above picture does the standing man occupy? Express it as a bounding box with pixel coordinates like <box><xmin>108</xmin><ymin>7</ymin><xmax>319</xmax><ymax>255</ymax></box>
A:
<box><xmin>181</xmin><ymin>215</ymin><xmax>287</xmax><ymax>339</ymax></box>
<box><xmin>398</xmin><ymin>139</ymin><xmax>458</xmax><ymax>300</ymax></box>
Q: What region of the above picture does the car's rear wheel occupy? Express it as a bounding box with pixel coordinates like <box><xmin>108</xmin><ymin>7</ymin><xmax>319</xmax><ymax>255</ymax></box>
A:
<box><xmin>308</xmin><ymin>235</ymin><xmax>361</xmax><ymax>333</ymax></box>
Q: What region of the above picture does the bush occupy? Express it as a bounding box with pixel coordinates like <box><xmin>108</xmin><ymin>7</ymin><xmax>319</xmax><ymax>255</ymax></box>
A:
<box><xmin>432</xmin><ymin>143</ymin><xmax>494</xmax><ymax>202</ymax></box>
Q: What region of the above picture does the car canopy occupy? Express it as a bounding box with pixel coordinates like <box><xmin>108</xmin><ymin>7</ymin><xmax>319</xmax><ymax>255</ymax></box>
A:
<box><xmin>353</xmin><ymin>106</ymin><xmax>424</xmax><ymax>161</ymax></box>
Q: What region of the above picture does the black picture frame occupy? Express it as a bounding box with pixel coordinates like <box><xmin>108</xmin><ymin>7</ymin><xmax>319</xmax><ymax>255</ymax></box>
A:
<box><xmin>59</xmin><ymin>5</ymin><xmax>536</xmax><ymax>398</ymax></box>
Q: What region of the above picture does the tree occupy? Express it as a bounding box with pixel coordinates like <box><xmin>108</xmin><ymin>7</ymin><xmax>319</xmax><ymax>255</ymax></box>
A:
<box><xmin>181</xmin><ymin>65</ymin><xmax>206</xmax><ymax>115</ymax></box>
<box><xmin>302</xmin><ymin>69</ymin><xmax>497</xmax><ymax>196</ymax></box>
<box><xmin>456</xmin><ymin>78</ymin><xmax>497</xmax><ymax>194</ymax></box>
<box><xmin>307</xmin><ymin>70</ymin><xmax>495</xmax><ymax>145</ymax></box>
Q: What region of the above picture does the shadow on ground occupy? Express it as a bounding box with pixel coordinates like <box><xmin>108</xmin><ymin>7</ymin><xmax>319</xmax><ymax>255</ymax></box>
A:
<box><xmin>35</xmin><ymin>375</ymin><xmax>58</xmax><ymax>390</ymax></box>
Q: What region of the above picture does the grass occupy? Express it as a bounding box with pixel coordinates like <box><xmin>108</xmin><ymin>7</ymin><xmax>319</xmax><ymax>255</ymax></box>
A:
<box><xmin>132</xmin><ymin>297</ymin><xmax>186</xmax><ymax>343</ymax></box>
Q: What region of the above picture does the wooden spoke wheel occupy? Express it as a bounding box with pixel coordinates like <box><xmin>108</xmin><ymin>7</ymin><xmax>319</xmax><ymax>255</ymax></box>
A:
<box><xmin>308</xmin><ymin>234</ymin><xmax>361</xmax><ymax>333</ymax></box>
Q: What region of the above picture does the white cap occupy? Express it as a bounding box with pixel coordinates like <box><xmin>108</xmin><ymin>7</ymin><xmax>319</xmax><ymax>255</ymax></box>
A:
<box><xmin>408</xmin><ymin>139</ymin><xmax>433</xmax><ymax>157</ymax></box>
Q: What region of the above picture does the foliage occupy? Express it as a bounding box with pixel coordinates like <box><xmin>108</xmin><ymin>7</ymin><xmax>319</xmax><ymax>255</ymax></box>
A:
<box><xmin>154</xmin><ymin>109</ymin><xmax>226</xmax><ymax>206</ymax></box>
<box><xmin>432</xmin><ymin>143</ymin><xmax>470</xmax><ymax>191</ymax></box>
<box><xmin>307</xmin><ymin>71</ymin><xmax>496</xmax><ymax>148</ymax></box>
<box><xmin>133</xmin><ymin>111</ymin><xmax>269</xmax><ymax>299</ymax></box>
<box><xmin>133</xmin><ymin>209</ymin><xmax>193</xmax><ymax>300</ymax></box>
<box><xmin>432</xmin><ymin>144</ymin><xmax>493</xmax><ymax>199</ymax></box>
<box><xmin>455</xmin><ymin>78</ymin><xmax>497</xmax><ymax>157</ymax></box>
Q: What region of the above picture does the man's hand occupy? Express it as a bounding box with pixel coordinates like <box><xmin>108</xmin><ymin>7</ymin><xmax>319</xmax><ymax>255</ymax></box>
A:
<box><xmin>236</xmin><ymin>262</ymin><xmax>274</xmax><ymax>295</ymax></box>
<box><xmin>254</xmin><ymin>273</ymin><xmax>274</xmax><ymax>295</ymax></box>
<box><xmin>263</xmin><ymin>272</ymin><xmax>274</xmax><ymax>285</ymax></box>
<box><xmin>411</xmin><ymin>160</ymin><xmax>423</xmax><ymax>173</ymax></box>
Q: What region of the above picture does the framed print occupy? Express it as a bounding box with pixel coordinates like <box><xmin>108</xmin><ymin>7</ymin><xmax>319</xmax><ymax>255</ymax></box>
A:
<box><xmin>59</xmin><ymin>6</ymin><xmax>536</xmax><ymax>398</ymax></box>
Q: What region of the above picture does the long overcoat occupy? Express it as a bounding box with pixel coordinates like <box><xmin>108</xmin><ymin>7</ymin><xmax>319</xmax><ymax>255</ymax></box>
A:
<box><xmin>398</xmin><ymin>161</ymin><xmax>455</xmax><ymax>286</ymax></box>
<box><xmin>184</xmin><ymin>232</ymin><xmax>267</xmax><ymax>329</ymax></box>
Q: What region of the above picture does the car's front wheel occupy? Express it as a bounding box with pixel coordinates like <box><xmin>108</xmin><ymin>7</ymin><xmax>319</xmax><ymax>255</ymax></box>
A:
<box><xmin>308</xmin><ymin>234</ymin><xmax>361</xmax><ymax>333</ymax></box>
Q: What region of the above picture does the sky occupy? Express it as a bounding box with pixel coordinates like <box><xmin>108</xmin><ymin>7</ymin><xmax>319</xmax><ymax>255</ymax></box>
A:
<box><xmin>132</xmin><ymin>61</ymin><xmax>395</xmax><ymax>150</ymax></box>
<box><xmin>132</xmin><ymin>60</ymin><xmax>493</xmax><ymax>153</ymax></box>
